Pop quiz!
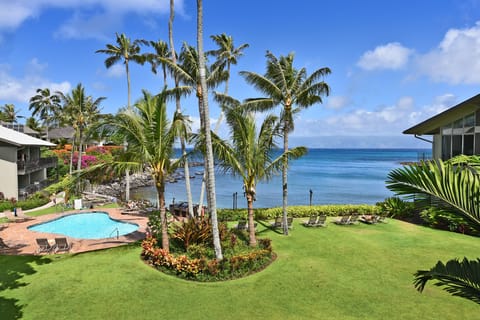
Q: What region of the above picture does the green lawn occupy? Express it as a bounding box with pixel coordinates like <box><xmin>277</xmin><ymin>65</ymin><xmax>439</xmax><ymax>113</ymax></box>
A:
<box><xmin>1</xmin><ymin>218</ymin><xmax>479</xmax><ymax>319</ymax></box>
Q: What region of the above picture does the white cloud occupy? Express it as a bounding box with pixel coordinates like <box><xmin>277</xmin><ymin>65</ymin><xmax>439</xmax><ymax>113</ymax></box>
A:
<box><xmin>325</xmin><ymin>96</ymin><xmax>349</xmax><ymax>109</ymax></box>
<box><xmin>0</xmin><ymin>0</ymin><xmax>185</xmax><ymax>39</ymax></box>
<box><xmin>357</xmin><ymin>42</ymin><xmax>413</xmax><ymax>71</ymax></box>
<box><xmin>416</xmin><ymin>21</ymin><xmax>480</xmax><ymax>84</ymax></box>
<box><xmin>291</xmin><ymin>94</ymin><xmax>455</xmax><ymax>138</ymax></box>
<box><xmin>0</xmin><ymin>60</ymin><xmax>71</xmax><ymax>103</ymax></box>
<box><xmin>104</xmin><ymin>64</ymin><xmax>125</xmax><ymax>78</ymax></box>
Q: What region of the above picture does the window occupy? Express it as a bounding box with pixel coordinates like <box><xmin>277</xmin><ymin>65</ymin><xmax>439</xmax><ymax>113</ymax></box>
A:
<box><xmin>441</xmin><ymin>113</ymin><xmax>477</xmax><ymax>159</ymax></box>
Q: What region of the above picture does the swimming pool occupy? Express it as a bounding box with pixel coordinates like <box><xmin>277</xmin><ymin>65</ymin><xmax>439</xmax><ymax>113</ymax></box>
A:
<box><xmin>28</xmin><ymin>212</ymin><xmax>139</xmax><ymax>239</ymax></box>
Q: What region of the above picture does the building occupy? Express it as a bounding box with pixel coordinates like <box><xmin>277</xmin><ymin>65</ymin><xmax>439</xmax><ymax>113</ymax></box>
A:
<box><xmin>404</xmin><ymin>94</ymin><xmax>480</xmax><ymax>160</ymax></box>
<box><xmin>0</xmin><ymin>125</ymin><xmax>56</xmax><ymax>200</ymax></box>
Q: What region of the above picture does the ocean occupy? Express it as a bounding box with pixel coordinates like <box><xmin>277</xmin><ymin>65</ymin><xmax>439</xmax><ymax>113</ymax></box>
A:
<box><xmin>131</xmin><ymin>148</ymin><xmax>431</xmax><ymax>209</ymax></box>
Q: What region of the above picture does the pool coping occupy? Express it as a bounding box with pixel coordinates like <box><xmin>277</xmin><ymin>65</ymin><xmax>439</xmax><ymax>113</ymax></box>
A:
<box><xmin>0</xmin><ymin>208</ymin><xmax>148</xmax><ymax>255</ymax></box>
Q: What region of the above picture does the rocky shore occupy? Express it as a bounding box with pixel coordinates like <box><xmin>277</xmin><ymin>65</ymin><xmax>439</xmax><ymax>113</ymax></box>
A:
<box><xmin>89</xmin><ymin>162</ymin><xmax>203</xmax><ymax>200</ymax></box>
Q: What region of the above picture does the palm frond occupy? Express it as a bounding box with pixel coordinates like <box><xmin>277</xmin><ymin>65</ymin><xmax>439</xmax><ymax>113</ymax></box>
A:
<box><xmin>413</xmin><ymin>257</ymin><xmax>480</xmax><ymax>304</ymax></box>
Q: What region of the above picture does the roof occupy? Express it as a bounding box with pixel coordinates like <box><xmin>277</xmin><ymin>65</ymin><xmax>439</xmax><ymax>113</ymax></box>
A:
<box><xmin>0</xmin><ymin>125</ymin><xmax>56</xmax><ymax>147</ymax></box>
<box><xmin>403</xmin><ymin>93</ymin><xmax>480</xmax><ymax>135</ymax></box>
<box><xmin>48</xmin><ymin>127</ymin><xmax>75</xmax><ymax>139</ymax></box>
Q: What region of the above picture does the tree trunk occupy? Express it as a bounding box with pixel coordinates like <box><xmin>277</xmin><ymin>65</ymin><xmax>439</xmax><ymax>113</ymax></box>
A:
<box><xmin>170</xmin><ymin>0</ymin><xmax>194</xmax><ymax>217</ymax></box>
<box><xmin>125</xmin><ymin>61</ymin><xmax>131</xmax><ymax>202</ymax></box>
<box><xmin>282</xmin><ymin>121</ymin><xmax>289</xmax><ymax>235</ymax></box>
<box><xmin>197</xmin><ymin>0</ymin><xmax>223</xmax><ymax>260</ymax></box>
<box><xmin>246</xmin><ymin>193</ymin><xmax>257</xmax><ymax>247</ymax></box>
<box><xmin>155</xmin><ymin>178</ymin><xmax>169</xmax><ymax>252</ymax></box>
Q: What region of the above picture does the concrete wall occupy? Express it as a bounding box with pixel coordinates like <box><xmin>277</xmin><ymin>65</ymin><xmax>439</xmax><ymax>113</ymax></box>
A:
<box><xmin>0</xmin><ymin>157</ymin><xmax>18</xmax><ymax>199</ymax></box>
<box><xmin>433</xmin><ymin>134</ymin><xmax>442</xmax><ymax>159</ymax></box>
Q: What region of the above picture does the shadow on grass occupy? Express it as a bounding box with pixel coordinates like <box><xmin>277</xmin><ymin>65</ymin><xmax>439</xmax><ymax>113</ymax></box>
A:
<box><xmin>0</xmin><ymin>254</ymin><xmax>53</xmax><ymax>319</ymax></box>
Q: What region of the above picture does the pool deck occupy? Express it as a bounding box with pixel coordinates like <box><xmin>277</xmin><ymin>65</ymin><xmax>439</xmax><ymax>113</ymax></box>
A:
<box><xmin>0</xmin><ymin>208</ymin><xmax>148</xmax><ymax>255</ymax></box>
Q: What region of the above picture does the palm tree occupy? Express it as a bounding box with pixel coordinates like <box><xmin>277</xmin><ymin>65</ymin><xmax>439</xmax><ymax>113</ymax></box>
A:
<box><xmin>58</xmin><ymin>84</ymin><xmax>105</xmax><ymax>173</ymax></box>
<box><xmin>90</xmin><ymin>90</ymin><xmax>190</xmax><ymax>252</ymax></box>
<box><xmin>0</xmin><ymin>103</ymin><xmax>21</xmax><ymax>123</ymax></box>
<box><xmin>197</xmin><ymin>0</ymin><xmax>223</xmax><ymax>260</ymax></box>
<box><xmin>386</xmin><ymin>160</ymin><xmax>480</xmax><ymax>303</ymax></box>
<box><xmin>145</xmin><ymin>40</ymin><xmax>170</xmax><ymax>86</ymax></box>
<box><xmin>29</xmin><ymin>88</ymin><xmax>61</xmax><ymax>140</ymax></box>
<box><xmin>96</xmin><ymin>32</ymin><xmax>147</xmax><ymax>201</ymax></box>
<box><xmin>168</xmin><ymin>0</ymin><xmax>195</xmax><ymax>219</ymax></box>
<box><xmin>240</xmin><ymin>51</ymin><xmax>331</xmax><ymax>235</ymax></box>
<box><xmin>25</xmin><ymin>117</ymin><xmax>42</xmax><ymax>132</ymax></box>
<box><xmin>212</xmin><ymin>100</ymin><xmax>306</xmax><ymax>246</ymax></box>
<box><xmin>95</xmin><ymin>33</ymin><xmax>147</xmax><ymax>108</ymax></box>
<box><xmin>195</xmin><ymin>34</ymin><xmax>249</xmax><ymax>208</ymax></box>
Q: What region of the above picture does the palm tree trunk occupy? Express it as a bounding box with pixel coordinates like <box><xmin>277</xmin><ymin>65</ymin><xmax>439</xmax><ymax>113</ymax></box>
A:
<box><xmin>247</xmin><ymin>193</ymin><xmax>256</xmax><ymax>247</ymax></box>
<box><xmin>197</xmin><ymin>0</ymin><xmax>223</xmax><ymax>260</ymax></box>
<box><xmin>282</xmin><ymin>124</ymin><xmax>289</xmax><ymax>235</ymax></box>
<box><xmin>125</xmin><ymin>61</ymin><xmax>131</xmax><ymax>202</ymax></box>
<box><xmin>155</xmin><ymin>179</ymin><xmax>169</xmax><ymax>252</ymax></box>
<box><xmin>69</xmin><ymin>139</ymin><xmax>75</xmax><ymax>175</ymax></box>
<box><xmin>169</xmin><ymin>0</ymin><xmax>194</xmax><ymax>217</ymax></box>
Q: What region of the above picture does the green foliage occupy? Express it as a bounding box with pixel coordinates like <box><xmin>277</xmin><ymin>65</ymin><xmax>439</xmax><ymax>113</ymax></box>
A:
<box><xmin>386</xmin><ymin>160</ymin><xmax>480</xmax><ymax>230</ymax></box>
<box><xmin>171</xmin><ymin>217</ymin><xmax>214</xmax><ymax>251</ymax></box>
<box><xmin>420</xmin><ymin>207</ymin><xmax>477</xmax><ymax>235</ymax></box>
<box><xmin>414</xmin><ymin>257</ymin><xmax>480</xmax><ymax>304</ymax></box>
<box><xmin>376</xmin><ymin>197</ymin><xmax>415</xmax><ymax>219</ymax></box>
<box><xmin>0</xmin><ymin>192</ymin><xmax>49</xmax><ymax>211</ymax></box>
<box><xmin>141</xmin><ymin>235</ymin><xmax>273</xmax><ymax>281</ymax></box>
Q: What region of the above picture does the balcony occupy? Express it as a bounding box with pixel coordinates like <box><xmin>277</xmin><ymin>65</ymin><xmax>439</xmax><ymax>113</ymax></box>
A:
<box><xmin>17</xmin><ymin>157</ymin><xmax>57</xmax><ymax>175</ymax></box>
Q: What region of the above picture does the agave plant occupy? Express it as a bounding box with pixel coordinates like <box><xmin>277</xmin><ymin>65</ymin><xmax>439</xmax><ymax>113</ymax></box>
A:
<box><xmin>413</xmin><ymin>258</ymin><xmax>480</xmax><ymax>304</ymax></box>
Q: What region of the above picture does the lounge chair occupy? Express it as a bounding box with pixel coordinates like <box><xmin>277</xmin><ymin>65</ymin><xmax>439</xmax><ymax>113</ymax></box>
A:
<box><xmin>334</xmin><ymin>215</ymin><xmax>350</xmax><ymax>225</ymax></box>
<box><xmin>54</xmin><ymin>237</ymin><xmax>70</xmax><ymax>253</ymax></box>
<box><xmin>315</xmin><ymin>214</ymin><xmax>327</xmax><ymax>227</ymax></box>
<box><xmin>360</xmin><ymin>215</ymin><xmax>379</xmax><ymax>224</ymax></box>
<box><xmin>348</xmin><ymin>214</ymin><xmax>359</xmax><ymax>224</ymax></box>
<box><xmin>270</xmin><ymin>216</ymin><xmax>282</xmax><ymax>228</ymax></box>
<box><xmin>235</xmin><ymin>220</ymin><xmax>247</xmax><ymax>231</ymax></box>
<box><xmin>302</xmin><ymin>215</ymin><xmax>318</xmax><ymax>227</ymax></box>
<box><xmin>36</xmin><ymin>238</ymin><xmax>54</xmax><ymax>254</ymax></box>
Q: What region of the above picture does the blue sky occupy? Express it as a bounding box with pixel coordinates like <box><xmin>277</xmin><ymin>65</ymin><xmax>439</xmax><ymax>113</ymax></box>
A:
<box><xmin>1</xmin><ymin>0</ymin><xmax>480</xmax><ymax>148</ymax></box>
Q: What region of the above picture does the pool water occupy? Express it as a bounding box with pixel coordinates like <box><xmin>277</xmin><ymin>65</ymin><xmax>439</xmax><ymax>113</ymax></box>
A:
<box><xmin>28</xmin><ymin>212</ymin><xmax>139</xmax><ymax>239</ymax></box>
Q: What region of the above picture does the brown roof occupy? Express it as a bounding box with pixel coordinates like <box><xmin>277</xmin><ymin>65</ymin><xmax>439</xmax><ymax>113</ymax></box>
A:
<box><xmin>403</xmin><ymin>93</ymin><xmax>480</xmax><ymax>135</ymax></box>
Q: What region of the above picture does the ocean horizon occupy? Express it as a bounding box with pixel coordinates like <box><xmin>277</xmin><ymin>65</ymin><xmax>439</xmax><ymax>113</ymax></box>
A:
<box><xmin>131</xmin><ymin>148</ymin><xmax>431</xmax><ymax>209</ymax></box>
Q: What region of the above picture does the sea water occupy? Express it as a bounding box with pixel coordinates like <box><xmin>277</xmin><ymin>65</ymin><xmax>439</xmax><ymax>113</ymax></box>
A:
<box><xmin>131</xmin><ymin>148</ymin><xmax>430</xmax><ymax>209</ymax></box>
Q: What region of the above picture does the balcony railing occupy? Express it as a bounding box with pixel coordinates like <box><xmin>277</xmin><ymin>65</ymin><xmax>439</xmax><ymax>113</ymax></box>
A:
<box><xmin>17</xmin><ymin>157</ymin><xmax>57</xmax><ymax>174</ymax></box>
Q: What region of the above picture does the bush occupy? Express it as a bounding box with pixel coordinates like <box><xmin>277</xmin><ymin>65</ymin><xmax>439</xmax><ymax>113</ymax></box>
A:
<box><xmin>0</xmin><ymin>192</ymin><xmax>49</xmax><ymax>211</ymax></box>
<box><xmin>420</xmin><ymin>207</ymin><xmax>478</xmax><ymax>235</ymax></box>
<box><xmin>376</xmin><ymin>197</ymin><xmax>415</xmax><ymax>219</ymax></box>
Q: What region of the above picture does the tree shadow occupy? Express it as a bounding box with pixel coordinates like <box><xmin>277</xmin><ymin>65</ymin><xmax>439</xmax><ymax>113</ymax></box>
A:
<box><xmin>0</xmin><ymin>254</ymin><xmax>53</xmax><ymax>319</ymax></box>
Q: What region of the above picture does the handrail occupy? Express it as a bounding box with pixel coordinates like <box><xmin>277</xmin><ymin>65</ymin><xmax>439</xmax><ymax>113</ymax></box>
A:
<box><xmin>109</xmin><ymin>227</ymin><xmax>119</xmax><ymax>239</ymax></box>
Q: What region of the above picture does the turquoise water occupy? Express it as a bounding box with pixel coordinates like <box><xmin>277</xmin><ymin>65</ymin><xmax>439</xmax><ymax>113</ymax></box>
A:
<box><xmin>132</xmin><ymin>148</ymin><xmax>431</xmax><ymax>209</ymax></box>
<box><xmin>28</xmin><ymin>212</ymin><xmax>139</xmax><ymax>239</ymax></box>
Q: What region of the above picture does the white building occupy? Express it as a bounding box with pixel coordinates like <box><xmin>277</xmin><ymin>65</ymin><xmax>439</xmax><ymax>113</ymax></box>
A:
<box><xmin>0</xmin><ymin>125</ymin><xmax>56</xmax><ymax>200</ymax></box>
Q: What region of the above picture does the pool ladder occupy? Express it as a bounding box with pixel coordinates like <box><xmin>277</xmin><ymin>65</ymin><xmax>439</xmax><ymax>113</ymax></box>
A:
<box><xmin>110</xmin><ymin>227</ymin><xmax>119</xmax><ymax>239</ymax></box>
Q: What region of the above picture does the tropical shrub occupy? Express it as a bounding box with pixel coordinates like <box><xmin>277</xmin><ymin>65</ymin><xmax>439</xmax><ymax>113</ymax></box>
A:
<box><xmin>420</xmin><ymin>207</ymin><xmax>477</xmax><ymax>235</ymax></box>
<box><xmin>141</xmin><ymin>235</ymin><xmax>273</xmax><ymax>281</ymax></box>
<box><xmin>376</xmin><ymin>197</ymin><xmax>416</xmax><ymax>219</ymax></box>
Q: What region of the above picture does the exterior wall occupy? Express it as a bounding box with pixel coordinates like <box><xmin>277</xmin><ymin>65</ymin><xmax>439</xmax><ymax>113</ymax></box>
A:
<box><xmin>0</xmin><ymin>146</ymin><xmax>18</xmax><ymax>199</ymax></box>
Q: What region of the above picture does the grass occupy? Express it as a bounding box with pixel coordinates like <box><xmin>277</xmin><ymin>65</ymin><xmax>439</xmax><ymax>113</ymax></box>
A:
<box><xmin>1</xmin><ymin>218</ymin><xmax>479</xmax><ymax>319</ymax></box>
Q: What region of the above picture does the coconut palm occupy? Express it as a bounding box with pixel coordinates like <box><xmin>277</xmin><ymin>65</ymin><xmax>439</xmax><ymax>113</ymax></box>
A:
<box><xmin>89</xmin><ymin>90</ymin><xmax>191</xmax><ymax>252</ymax></box>
<box><xmin>212</xmin><ymin>100</ymin><xmax>307</xmax><ymax>246</ymax></box>
<box><xmin>0</xmin><ymin>103</ymin><xmax>21</xmax><ymax>123</ymax></box>
<box><xmin>95</xmin><ymin>33</ymin><xmax>147</xmax><ymax>108</ymax></box>
<box><xmin>25</xmin><ymin>117</ymin><xmax>42</xmax><ymax>132</ymax></box>
<box><xmin>145</xmin><ymin>40</ymin><xmax>170</xmax><ymax>86</ymax></box>
<box><xmin>386</xmin><ymin>160</ymin><xmax>480</xmax><ymax>303</ymax></box>
<box><xmin>29</xmin><ymin>88</ymin><xmax>61</xmax><ymax>140</ymax></box>
<box><xmin>197</xmin><ymin>0</ymin><xmax>223</xmax><ymax>260</ymax></box>
<box><xmin>240</xmin><ymin>51</ymin><xmax>331</xmax><ymax>235</ymax></box>
<box><xmin>96</xmin><ymin>32</ymin><xmax>147</xmax><ymax>201</ymax></box>
<box><xmin>57</xmin><ymin>84</ymin><xmax>105</xmax><ymax>173</ymax></box>
<box><xmin>167</xmin><ymin>0</ymin><xmax>195</xmax><ymax>219</ymax></box>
